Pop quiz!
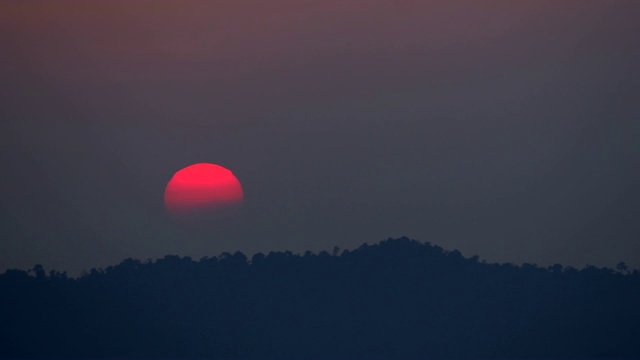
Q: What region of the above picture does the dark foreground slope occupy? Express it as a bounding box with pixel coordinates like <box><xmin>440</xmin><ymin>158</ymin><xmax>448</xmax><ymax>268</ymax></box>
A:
<box><xmin>1</xmin><ymin>237</ymin><xmax>639</xmax><ymax>358</ymax></box>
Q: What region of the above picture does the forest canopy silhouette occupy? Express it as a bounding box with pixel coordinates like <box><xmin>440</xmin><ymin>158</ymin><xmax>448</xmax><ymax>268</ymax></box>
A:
<box><xmin>2</xmin><ymin>237</ymin><xmax>639</xmax><ymax>358</ymax></box>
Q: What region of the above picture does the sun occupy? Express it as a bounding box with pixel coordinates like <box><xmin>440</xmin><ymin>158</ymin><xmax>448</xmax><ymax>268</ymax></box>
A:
<box><xmin>164</xmin><ymin>163</ymin><xmax>244</xmax><ymax>224</ymax></box>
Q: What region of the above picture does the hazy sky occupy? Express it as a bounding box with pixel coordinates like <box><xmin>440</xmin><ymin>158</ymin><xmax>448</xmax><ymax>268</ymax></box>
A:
<box><xmin>1</xmin><ymin>0</ymin><xmax>638</xmax><ymax>275</ymax></box>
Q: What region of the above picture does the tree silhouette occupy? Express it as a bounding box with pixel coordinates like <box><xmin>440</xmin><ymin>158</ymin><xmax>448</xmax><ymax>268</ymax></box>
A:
<box><xmin>1</xmin><ymin>237</ymin><xmax>639</xmax><ymax>358</ymax></box>
<box><xmin>617</xmin><ymin>261</ymin><xmax>629</xmax><ymax>274</ymax></box>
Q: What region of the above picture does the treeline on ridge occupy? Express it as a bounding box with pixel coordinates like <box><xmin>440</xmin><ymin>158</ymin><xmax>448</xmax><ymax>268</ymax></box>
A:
<box><xmin>1</xmin><ymin>237</ymin><xmax>639</xmax><ymax>358</ymax></box>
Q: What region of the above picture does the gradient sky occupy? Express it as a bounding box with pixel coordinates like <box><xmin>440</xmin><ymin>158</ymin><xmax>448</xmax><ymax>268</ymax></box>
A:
<box><xmin>1</xmin><ymin>0</ymin><xmax>638</xmax><ymax>275</ymax></box>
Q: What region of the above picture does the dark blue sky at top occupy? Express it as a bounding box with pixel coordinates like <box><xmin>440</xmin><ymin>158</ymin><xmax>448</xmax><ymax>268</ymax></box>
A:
<box><xmin>1</xmin><ymin>0</ymin><xmax>638</xmax><ymax>275</ymax></box>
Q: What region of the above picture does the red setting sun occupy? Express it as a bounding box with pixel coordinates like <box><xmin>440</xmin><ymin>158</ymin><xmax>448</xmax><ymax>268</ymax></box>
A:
<box><xmin>164</xmin><ymin>163</ymin><xmax>244</xmax><ymax>225</ymax></box>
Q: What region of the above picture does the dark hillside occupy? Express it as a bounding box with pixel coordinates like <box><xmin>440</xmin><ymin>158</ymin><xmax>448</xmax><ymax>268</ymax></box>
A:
<box><xmin>1</xmin><ymin>237</ymin><xmax>639</xmax><ymax>358</ymax></box>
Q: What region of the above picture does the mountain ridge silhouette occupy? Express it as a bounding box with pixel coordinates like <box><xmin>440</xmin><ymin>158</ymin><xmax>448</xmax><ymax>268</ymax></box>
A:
<box><xmin>2</xmin><ymin>237</ymin><xmax>639</xmax><ymax>358</ymax></box>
